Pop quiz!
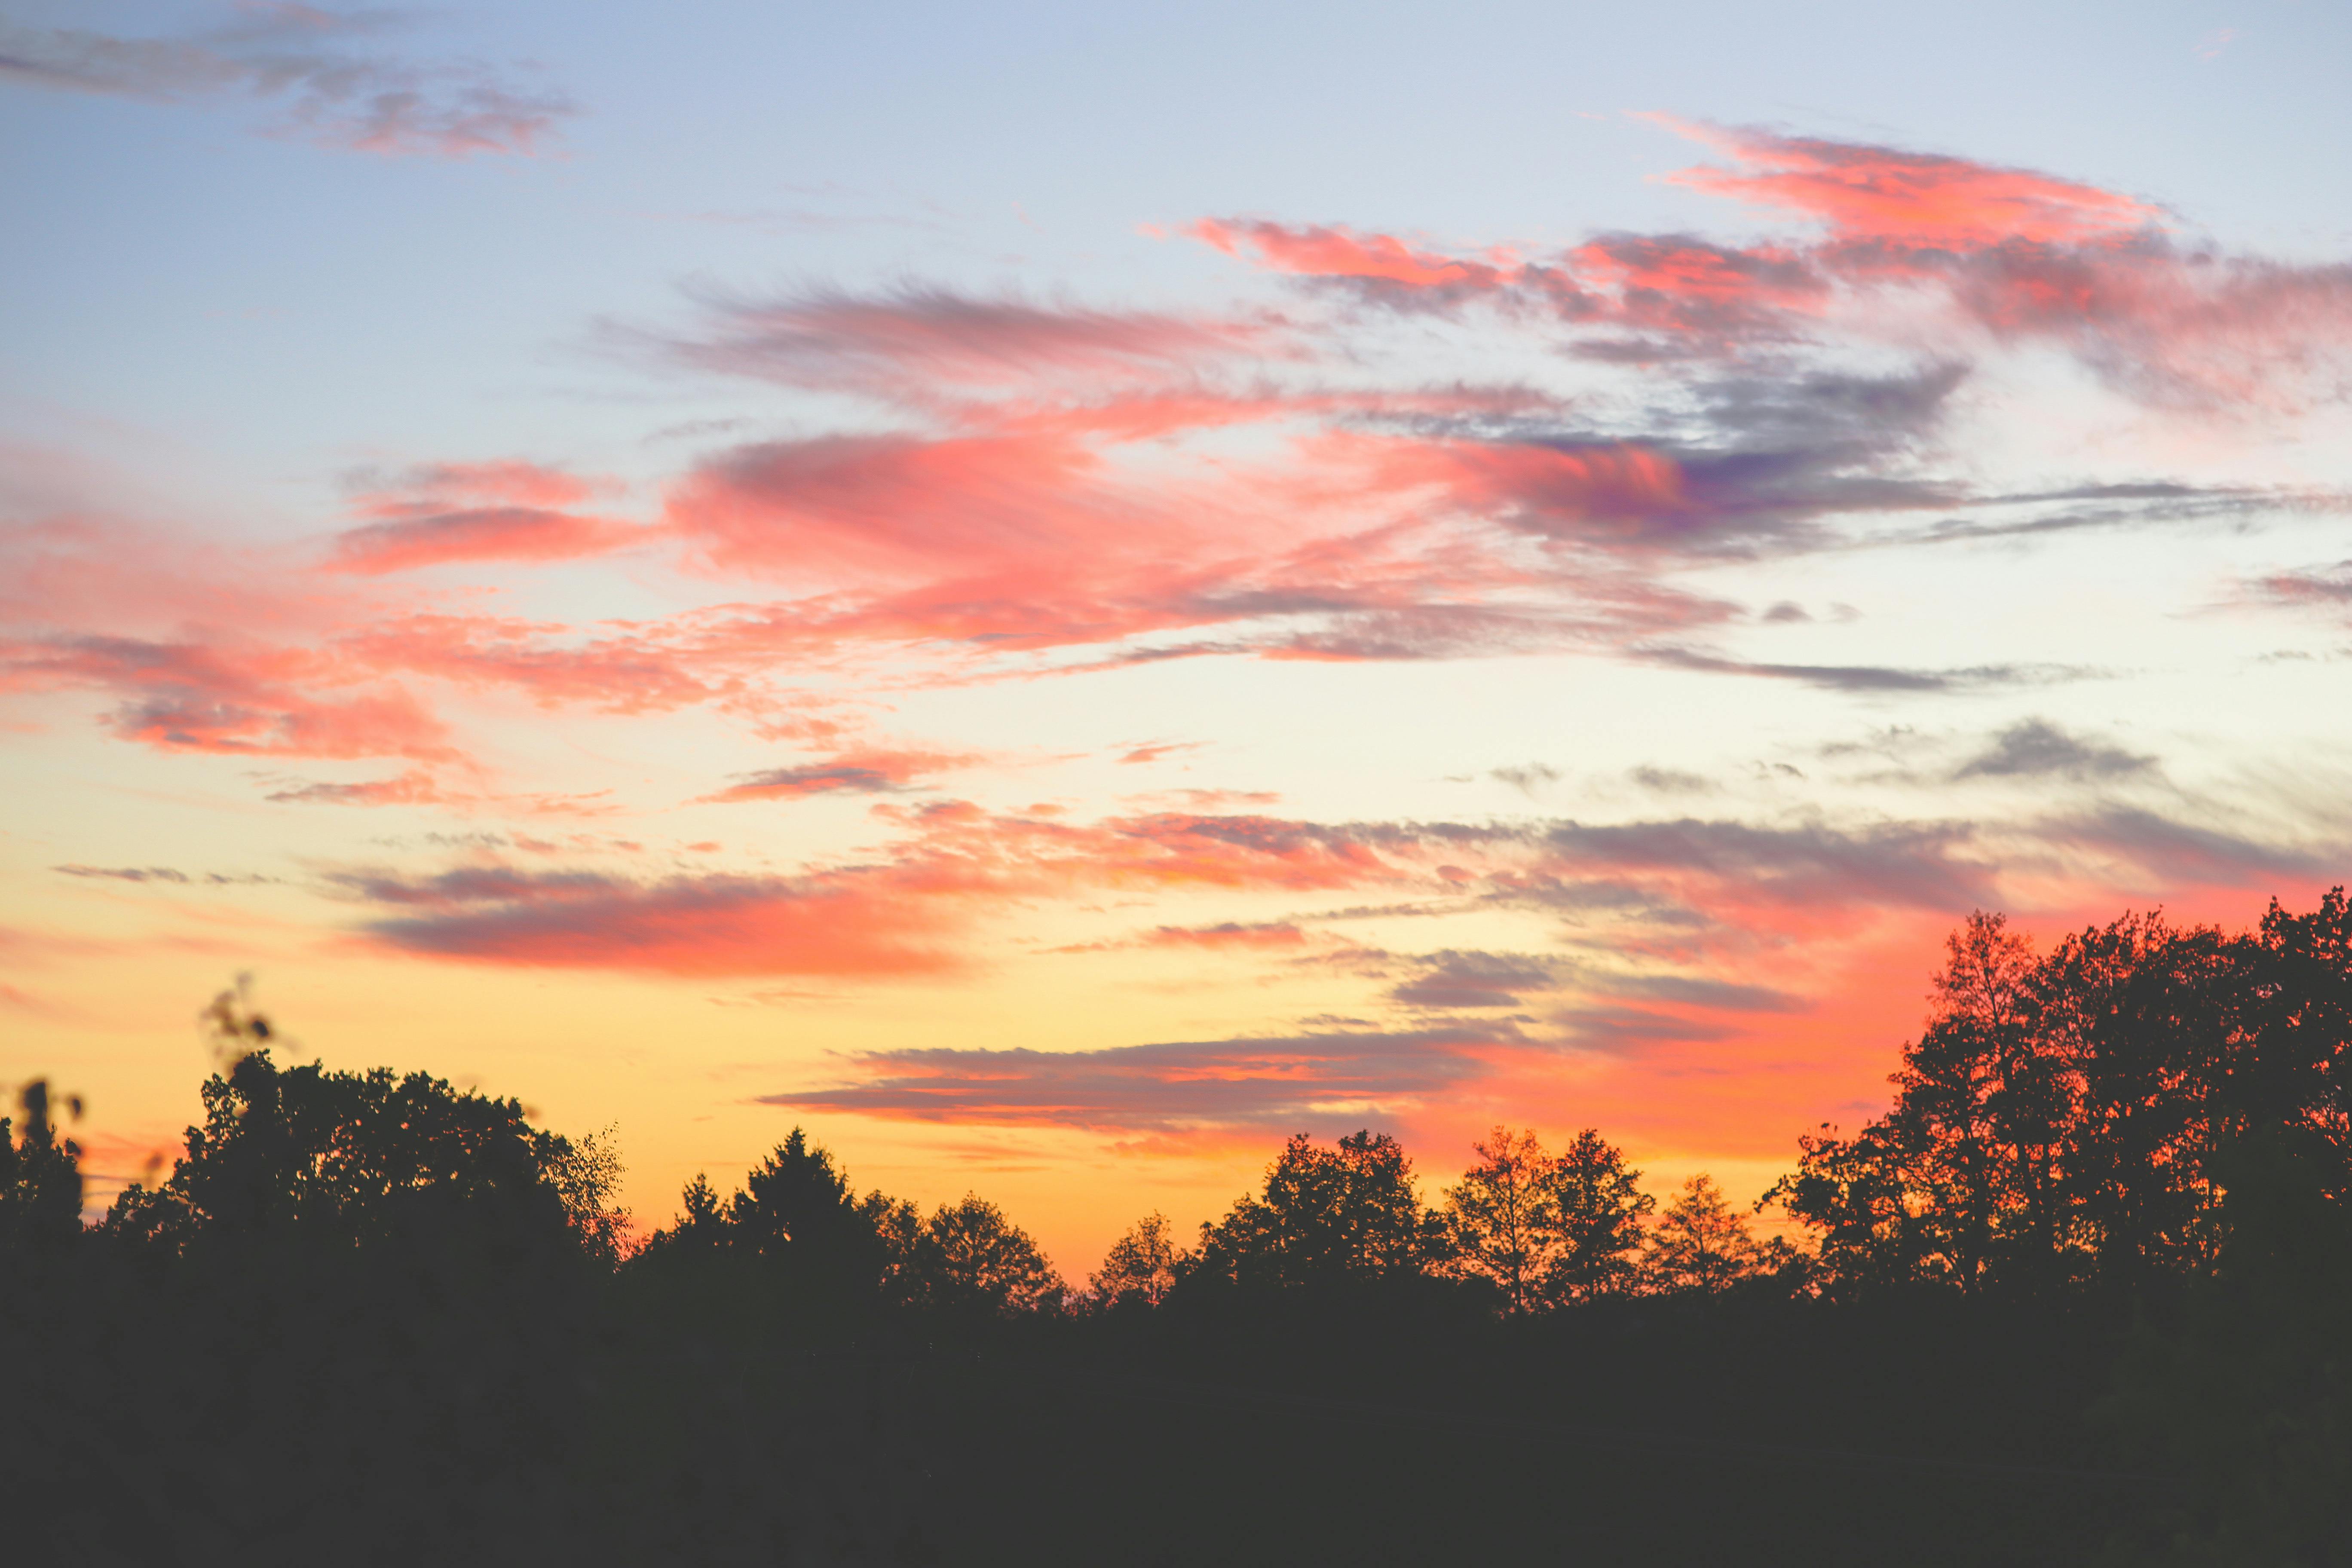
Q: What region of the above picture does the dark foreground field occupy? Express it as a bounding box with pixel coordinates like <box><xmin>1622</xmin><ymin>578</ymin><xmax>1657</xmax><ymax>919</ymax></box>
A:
<box><xmin>0</xmin><ymin>1248</ymin><xmax>2284</xmax><ymax>1566</ymax></box>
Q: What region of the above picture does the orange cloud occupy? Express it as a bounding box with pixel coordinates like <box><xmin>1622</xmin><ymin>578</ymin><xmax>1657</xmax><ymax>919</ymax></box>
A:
<box><xmin>1142</xmin><ymin>921</ymin><xmax>1311</xmax><ymax>950</ymax></box>
<box><xmin>701</xmin><ymin>747</ymin><xmax>979</xmax><ymax>802</ymax></box>
<box><xmin>347</xmin><ymin>864</ymin><xmax>964</xmax><ymax>978</ymax></box>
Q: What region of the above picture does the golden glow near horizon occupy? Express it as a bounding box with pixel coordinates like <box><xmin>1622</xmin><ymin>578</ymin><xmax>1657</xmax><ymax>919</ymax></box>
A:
<box><xmin>6</xmin><ymin>3</ymin><xmax>2352</xmax><ymax>1276</ymax></box>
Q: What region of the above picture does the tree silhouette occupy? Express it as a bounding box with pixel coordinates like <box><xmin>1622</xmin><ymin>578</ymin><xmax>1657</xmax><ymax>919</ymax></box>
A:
<box><xmin>1190</xmin><ymin>1130</ymin><xmax>1447</xmax><ymax>1292</ymax></box>
<box><xmin>15</xmin><ymin>900</ymin><xmax>2352</xmax><ymax>1564</ymax></box>
<box><xmin>0</xmin><ymin>1080</ymin><xmax>85</xmax><ymax>1253</ymax></box>
<box><xmin>1541</xmin><ymin>1127</ymin><xmax>1656</xmax><ymax>1304</ymax></box>
<box><xmin>724</xmin><ymin>1126</ymin><xmax>891</xmax><ymax>1289</ymax></box>
<box><xmin>1641</xmin><ymin>1175</ymin><xmax>1773</xmax><ymax>1294</ymax></box>
<box><xmin>1088</xmin><ymin>1211</ymin><xmax>1185</xmax><ymax>1309</ymax></box>
<box><xmin>1443</xmin><ymin>1127</ymin><xmax>1552</xmax><ymax>1313</ymax></box>
<box><xmin>1442</xmin><ymin>1126</ymin><xmax>1654</xmax><ymax>1311</ymax></box>
<box><xmin>917</xmin><ymin>1192</ymin><xmax>1064</xmax><ymax>1315</ymax></box>
<box><xmin>1774</xmin><ymin>897</ymin><xmax>2352</xmax><ymax>1298</ymax></box>
<box><xmin>100</xmin><ymin>1048</ymin><xmax>592</xmax><ymax>1255</ymax></box>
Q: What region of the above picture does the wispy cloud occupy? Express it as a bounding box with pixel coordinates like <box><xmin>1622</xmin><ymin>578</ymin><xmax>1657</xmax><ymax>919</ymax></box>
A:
<box><xmin>763</xmin><ymin>1022</ymin><xmax>1520</xmax><ymax>1133</ymax></box>
<box><xmin>326</xmin><ymin>462</ymin><xmax>637</xmax><ymax>574</ymax></box>
<box><xmin>1954</xmin><ymin>720</ymin><xmax>2155</xmax><ymax>781</ymax></box>
<box><xmin>700</xmin><ymin>747</ymin><xmax>978</xmax><ymax>803</ymax></box>
<box><xmin>343</xmin><ymin>864</ymin><xmax>965</xmax><ymax>977</ymax></box>
<box><xmin>1190</xmin><ymin>120</ymin><xmax>2352</xmax><ymax>409</ymax></box>
<box><xmin>0</xmin><ymin>5</ymin><xmax>576</xmax><ymax>157</ymax></box>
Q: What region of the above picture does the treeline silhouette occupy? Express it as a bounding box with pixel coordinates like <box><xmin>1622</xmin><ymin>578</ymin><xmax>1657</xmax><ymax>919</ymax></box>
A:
<box><xmin>5</xmin><ymin>893</ymin><xmax>2349</xmax><ymax>1565</ymax></box>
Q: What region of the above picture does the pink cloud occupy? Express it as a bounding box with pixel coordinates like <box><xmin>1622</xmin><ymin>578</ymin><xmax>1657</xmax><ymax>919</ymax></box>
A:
<box><xmin>2</xmin><ymin>634</ymin><xmax>455</xmax><ymax>760</ymax></box>
<box><xmin>663</xmin><ymin>428</ymin><xmax>1184</xmax><ymax>582</ymax></box>
<box><xmin>1185</xmin><ymin>126</ymin><xmax>2350</xmax><ymax>407</ymax></box>
<box><xmin>1566</xmin><ymin>234</ymin><xmax>1825</xmax><ymax>334</ymax></box>
<box><xmin>1332</xmin><ymin>434</ymin><xmax>1695</xmax><ymax>546</ymax></box>
<box><xmin>1649</xmin><ymin>117</ymin><xmax>2164</xmax><ymax>247</ymax></box>
<box><xmin>1187</xmin><ymin>217</ymin><xmax>1522</xmax><ymax>291</ymax></box>
<box><xmin>340</xmin><ymin>614</ymin><xmax>720</xmax><ymax>713</ymax></box>
<box><xmin>328</xmin><ymin>461</ymin><xmax>639</xmax><ymax>575</ymax></box>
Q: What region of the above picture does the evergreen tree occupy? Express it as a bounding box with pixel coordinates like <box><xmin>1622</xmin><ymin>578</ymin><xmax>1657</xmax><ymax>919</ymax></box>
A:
<box><xmin>1640</xmin><ymin>1175</ymin><xmax>1772</xmax><ymax>1294</ymax></box>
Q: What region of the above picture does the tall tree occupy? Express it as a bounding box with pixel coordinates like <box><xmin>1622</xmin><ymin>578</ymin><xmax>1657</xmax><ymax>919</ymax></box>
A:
<box><xmin>917</xmin><ymin>1194</ymin><xmax>1064</xmax><ymax>1315</ymax></box>
<box><xmin>1191</xmin><ymin>1130</ymin><xmax>1447</xmax><ymax>1291</ymax></box>
<box><xmin>2233</xmin><ymin>888</ymin><xmax>2352</xmax><ymax>1181</ymax></box>
<box><xmin>99</xmin><ymin>1048</ymin><xmax>599</xmax><ymax>1259</ymax></box>
<box><xmin>1888</xmin><ymin>910</ymin><xmax>2048</xmax><ymax>1291</ymax></box>
<box><xmin>1773</xmin><ymin>897</ymin><xmax>2352</xmax><ymax>1296</ymax></box>
<box><xmin>0</xmin><ymin>1080</ymin><xmax>85</xmax><ymax>1253</ymax></box>
<box><xmin>1088</xmin><ymin>1212</ymin><xmax>1185</xmax><ymax>1309</ymax></box>
<box><xmin>1779</xmin><ymin>911</ymin><xmax>2084</xmax><ymax>1293</ymax></box>
<box><xmin>1541</xmin><ymin>1128</ymin><xmax>1657</xmax><ymax>1304</ymax></box>
<box><xmin>1444</xmin><ymin>1127</ymin><xmax>1553</xmax><ymax>1313</ymax></box>
<box><xmin>1443</xmin><ymin>1127</ymin><xmax>1654</xmax><ymax>1311</ymax></box>
<box><xmin>1641</xmin><ymin>1175</ymin><xmax>1772</xmax><ymax>1294</ymax></box>
<box><xmin>2039</xmin><ymin>912</ymin><xmax>2239</xmax><ymax>1286</ymax></box>
<box><xmin>726</xmin><ymin>1127</ymin><xmax>888</xmax><ymax>1285</ymax></box>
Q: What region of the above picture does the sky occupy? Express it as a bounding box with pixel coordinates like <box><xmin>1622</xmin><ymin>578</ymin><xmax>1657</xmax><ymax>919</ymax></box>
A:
<box><xmin>5</xmin><ymin>0</ymin><xmax>2351</xmax><ymax>1273</ymax></box>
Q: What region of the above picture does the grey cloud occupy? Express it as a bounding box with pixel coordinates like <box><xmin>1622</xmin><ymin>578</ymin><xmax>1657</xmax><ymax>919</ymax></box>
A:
<box><xmin>1489</xmin><ymin>763</ymin><xmax>1561</xmax><ymax>796</ymax></box>
<box><xmin>652</xmin><ymin>282</ymin><xmax>1254</xmax><ymax>391</ymax></box>
<box><xmin>1592</xmin><ymin>973</ymin><xmax>1807</xmax><ymax>1012</ymax></box>
<box><xmin>1387</xmin><ymin>950</ymin><xmax>1562</xmax><ymax>1009</ymax></box>
<box><xmin>1540</xmin><ymin>817</ymin><xmax>1993</xmax><ymax>910</ymax></box>
<box><xmin>1637</xmin><ymin>644</ymin><xmax>2100</xmax><ymax>694</ymax></box>
<box><xmin>0</xmin><ymin>9</ymin><xmax>572</xmax><ymax>157</ymax></box>
<box><xmin>53</xmin><ymin>864</ymin><xmax>275</xmax><ymax>886</ymax></box>
<box><xmin>762</xmin><ymin>1023</ymin><xmax>1522</xmax><ymax>1132</ymax></box>
<box><xmin>1956</xmin><ymin>720</ymin><xmax>2154</xmax><ymax>781</ymax></box>
<box><xmin>1552</xmin><ymin>1006</ymin><xmax>1740</xmax><ymax>1054</ymax></box>
<box><xmin>54</xmin><ymin>864</ymin><xmax>190</xmax><ymax>884</ymax></box>
<box><xmin>1629</xmin><ymin>766</ymin><xmax>1713</xmax><ymax>795</ymax></box>
<box><xmin>2047</xmin><ymin>807</ymin><xmax>2330</xmax><ymax>887</ymax></box>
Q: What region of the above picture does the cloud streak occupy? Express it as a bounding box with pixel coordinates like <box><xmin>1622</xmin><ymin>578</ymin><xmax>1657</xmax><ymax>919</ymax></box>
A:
<box><xmin>327</xmin><ymin>462</ymin><xmax>638</xmax><ymax>574</ymax></box>
<box><xmin>0</xmin><ymin>6</ymin><xmax>576</xmax><ymax>157</ymax></box>
<box><xmin>765</xmin><ymin>1023</ymin><xmax>1520</xmax><ymax>1132</ymax></box>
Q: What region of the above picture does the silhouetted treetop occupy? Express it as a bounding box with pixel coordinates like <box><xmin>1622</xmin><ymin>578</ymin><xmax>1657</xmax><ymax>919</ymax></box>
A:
<box><xmin>1773</xmin><ymin>889</ymin><xmax>2352</xmax><ymax>1298</ymax></box>
<box><xmin>1</xmin><ymin>1080</ymin><xmax>86</xmax><ymax>1254</ymax></box>
<box><xmin>99</xmin><ymin>1048</ymin><xmax>617</xmax><ymax>1260</ymax></box>
<box><xmin>1444</xmin><ymin>1126</ymin><xmax>1654</xmax><ymax>1311</ymax></box>
<box><xmin>1188</xmin><ymin>1130</ymin><xmax>1448</xmax><ymax>1292</ymax></box>
<box><xmin>1087</xmin><ymin>1212</ymin><xmax>1185</xmax><ymax>1310</ymax></box>
<box><xmin>916</xmin><ymin>1193</ymin><xmax>1065</xmax><ymax>1316</ymax></box>
<box><xmin>1641</xmin><ymin>1175</ymin><xmax>1782</xmax><ymax>1295</ymax></box>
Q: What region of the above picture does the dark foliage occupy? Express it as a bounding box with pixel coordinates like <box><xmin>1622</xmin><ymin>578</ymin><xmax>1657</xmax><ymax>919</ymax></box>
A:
<box><xmin>4</xmin><ymin>889</ymin><xmax>2349</xmax><ymax>1564</ymax></box>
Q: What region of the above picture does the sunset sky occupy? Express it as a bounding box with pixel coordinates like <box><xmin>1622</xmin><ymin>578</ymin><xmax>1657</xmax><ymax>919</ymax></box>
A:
<box><xmin>6</xmin><ymin>0</ymin><xmax>2351</xmax><ymax>1272</ymax></box>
